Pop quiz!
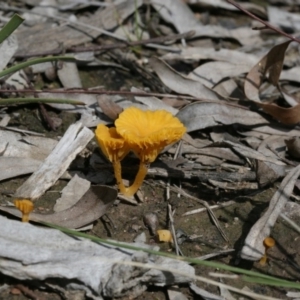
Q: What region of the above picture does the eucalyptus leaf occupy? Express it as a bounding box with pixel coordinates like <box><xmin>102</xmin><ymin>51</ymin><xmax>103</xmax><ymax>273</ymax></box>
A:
<box><xmin>0</xmin><ymin>186</ymin><xmax>117</xmax><ymax>229</ymax></box>
<box><xmin>176</xmin><ymin>102</ymin><xmax>268</xmax><ymax>132</ymax></box>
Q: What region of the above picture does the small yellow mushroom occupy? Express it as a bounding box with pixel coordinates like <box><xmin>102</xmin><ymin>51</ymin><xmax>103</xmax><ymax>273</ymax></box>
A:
<box><xmin>259</xmin><ymin>237</ymin><xmax>275</xmax><ymax>266</ymax></box>
<box><xmin>95</xmin><ymin>108</ymin><xmax>186</xmax><ymax>197</ymax></box>
<box><xmin>95</xmin><ymin>124</ymin><xmax>130</xmax><ymax>195</ymax></box>
<box><xmin>157</xmin><ymin>230</ymin><xmax>173</xmax><ymax>243</ymax></box>
<box><xmin>14</xmin><ymin>199</ymin><xmax>34</xmax><ymax>222</ymax></box>
<box><xmin>116</xmin><ymin>107</ymin><xmax>186</xmax><ymax>196</ymax></box>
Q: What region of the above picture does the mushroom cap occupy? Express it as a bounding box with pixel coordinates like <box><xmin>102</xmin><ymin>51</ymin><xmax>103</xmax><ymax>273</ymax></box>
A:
<box><xmin>14</xmin><ymin>199</ymin><xmax>34</xmax><ymax>214</ymax></box>
<box><xmin>115</xmin><ymin>107</ymin><xmax>186</xmax><ymax>163</ymax></box>
<box><xmin>157</xmin><ymin>229</ymin><xmax>173</xmax><ymax>243</ymax></box>
<box><xmin>263</xmin><ymin>237</ymin><xmax>275</xmax><ymax>248</ymax></box>
<box><xmin>95</xmin><ymin>124</ymin><xmax>130</xmax><ymax>162</ymax></box>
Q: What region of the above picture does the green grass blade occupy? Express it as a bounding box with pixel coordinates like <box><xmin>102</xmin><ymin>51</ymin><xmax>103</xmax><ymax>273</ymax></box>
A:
<box><xmin>42</xmin><ymin>221</ymin><xmax>300</xmax><ymax>290</ymax></box>
<box><xmin>0</xmin><ymin>14</ymin><xmax>24</xmax><ymax>44</ymax></box>
<box><xmin>0</xmin><ymin>56</ymin><xmax>76</xmax><ymax>78</ymax></box>
<box><xmin>0</xmin><ymin>98</ymin><xmax>85</xmax><ymax>106</ymax></box>
<box><xmin>243</xmin><ymin>276</ymin><xmax>300</xmax><ymax>289</ymax></box>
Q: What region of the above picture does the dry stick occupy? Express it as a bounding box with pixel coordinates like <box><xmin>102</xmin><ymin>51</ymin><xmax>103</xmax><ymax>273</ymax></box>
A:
<box><xmin>0</xmin><ymin>89</ymin><xmax>261</xmax><ymax>111</ymax></box>
<box><xmin>183</xmin><ymin>200</ymin><xmax>236</xmax><ymax>216</ymax></box>
<box><xmin>166</xmin><ymin>141</ymin><xmax>183</xmax><ymax>256</ymax></box>
<box><xmin>157</xmin><ymin>181</ymin><xmax>229</xmax><ymax>243</ymax></box>
<box><xmin>168</xmin><ymin>204</ymin><xmax>183</xmax><ymax>256</ymax></box>
<box><xmin>172</xmin><ymin>184</ymin><xmax>229</xmax><ymax>243</ymax></box>
<box><xmin>14</xmin><ymin>31</ymin><xmax>195</xmax><ymax>58</ymax></box>
<box><xmin>226</xmin><ymin>0</ymin><xmax>300</xmax><ymax>44</ymax></box>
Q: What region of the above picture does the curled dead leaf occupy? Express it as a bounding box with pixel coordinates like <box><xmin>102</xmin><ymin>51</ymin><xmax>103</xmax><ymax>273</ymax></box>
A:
<box><xmin>244</xmin><ymin>40</ymin><xmax>291</xmax><ymax>102</ymax></box>
<box><xmin>0</xmin><ymin>186</ymin><xmax>117</xmax><ymax>229</ymax></box>
<box><xmin>257</xmin><ymin>102</ymin><xmax>300</xmax><ymax>125</ymax></box>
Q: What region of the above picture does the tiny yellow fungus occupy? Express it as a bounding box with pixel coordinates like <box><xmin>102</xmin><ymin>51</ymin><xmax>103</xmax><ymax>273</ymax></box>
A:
<box><xmin>14</xmin><ymin>199</ymin><xmax>34</xmax><ymax>222</ymax></box>
<box><xmin>157</xmin><ymin>229</ymin><xmax>173</xmax><ymax>243</ymax></box>
<box><xmin>259</xmin><ymin>237</ymin><xmax>275</xmax><ymax>266</ymax></box>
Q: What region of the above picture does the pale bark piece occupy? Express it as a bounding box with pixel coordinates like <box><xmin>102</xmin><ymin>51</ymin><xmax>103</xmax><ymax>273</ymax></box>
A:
<box><xmin>150</xmin><ymin>57</ymin><xmax>220</xmax><ymax>100</ymax></box>
<box><xmin>54</xmin><ymin>174</ymin><xmax>91</xmax><ymax>212</ymax></box>
<box><xmin>241</xmin><ymin>164</ymin><xmax>300</xmax><ymax>261</ymax></box>
<box><xmin>188</xmin><ymin>61</ymin><xmax>251</xmax><ymax>89</ymax></box>
<box><xmin>0</xmin><ymin>35</ymin><xmax>18</xmax><ymax>72</ymax></box>
<box><xmin>1</xmin><ymin>186</ymin><xmax>116</xmax><ymax>229</ymax></box>
<box><xmin>0</xmin><ymin>157</ymin><xmax>41</xmax><ymax>182</ymax></box>
<box><xmin>0</xmin><ymin>216</ymin><xmax>194</xmax><ymax>298</ymax></box>
<box><xmin>14</xmin><ymin>122</ymin><xmax>94</xmax><ymax>199</ymax></box>
<box><xmin>57</xmin><ymin>62</ymin><xmax>82</xmax><ymax>88</ymax></box>
<box><xmin>176</xmin><ymin>102</ymin><xmax>268</xmax><ymax>132</ymax></box>
<box><xmin>0</xmin><ymin>130</ymin><xmax>57</xmax><ymax>160</ymax></box>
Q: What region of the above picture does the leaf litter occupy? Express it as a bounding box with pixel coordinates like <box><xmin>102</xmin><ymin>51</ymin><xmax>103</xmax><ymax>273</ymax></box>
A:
<box><xmin>0</xmin><ymin>0</ymin><xmax>300</xmax><ymax>299</ymax></box>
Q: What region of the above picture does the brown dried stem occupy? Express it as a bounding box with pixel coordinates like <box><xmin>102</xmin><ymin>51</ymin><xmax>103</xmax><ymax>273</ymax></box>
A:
<box><xmin>226</xmin><ymin>0</ymin><xmax>300</xmax><ymax>44</ymax></box>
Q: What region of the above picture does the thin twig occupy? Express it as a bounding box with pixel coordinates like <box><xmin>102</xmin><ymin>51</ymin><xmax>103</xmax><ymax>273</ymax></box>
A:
<box><xmin>168</xmin><ymin>204</ymin><xmax>183</xmax><ymax>256</ymax></box>
<box><xmin>226</xmin><ymin>0</ymin><xmax>300</xmax><ymax>43</ymax></box>
<box><xmin>0</xmin><ymin>89</ymin><xmax>261</xmax><ymax>111</ymax></box>
<box><xmin>183</xmin><ymin>200</ymin><xmax>236</xmax><ymax>216</ymax></box>
<box><xmin>14</xmin><ymin>31</ymin><xmax>194</xmax><ymax>58</ymax></box>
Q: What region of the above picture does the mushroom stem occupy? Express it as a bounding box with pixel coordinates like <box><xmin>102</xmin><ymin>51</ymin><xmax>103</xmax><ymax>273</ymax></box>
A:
<box><xmin>14</xmin><ymin>199</ymin><xmax>34</xmax><ymax>222</ymax></box>
<box><xmin>112</xmin><ymin>160</ymin><xmax>127</xmax><ymax>195</ymax></box>
<box><xmin>124</xmin><ymin>162</ymin><xmax>148</xmax><ymax>197</ymax></box>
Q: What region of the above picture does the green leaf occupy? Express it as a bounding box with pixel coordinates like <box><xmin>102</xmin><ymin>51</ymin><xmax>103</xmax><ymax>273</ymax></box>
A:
<box><xmin>0</xmin><ymin>14</ymin><xmax>24</xmax><ymax>44</ymax></box>
<box><xmin>42</xmin><ymin>221</ymin><xmax>300</xmax><ymax>290</ymax></box>
<box><xmin>0</xmin><ymin>56</ymin><xmax>76</xmax><ymax>79</ymax></box>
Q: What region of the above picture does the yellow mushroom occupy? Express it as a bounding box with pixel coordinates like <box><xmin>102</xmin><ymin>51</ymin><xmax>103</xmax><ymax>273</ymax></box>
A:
<box><xmin>259</xmin><ymin>237</ymin><xmax>275</xmax><ymax>266</ymax></box>
<box><xmin>14</xmin><ymin>199</ymin><xmax>34</xmax><ymax>222</ymax></box>
<box><xmin>115</xmin><ymin>107</ymin><xmax>186</xmax><ymax>196</ymax></box>
<box><xmin>95</xmin><ymin>124</ymin><xmax>130</xmax><ymax>194</ymax></box>
<box><xmin>157</xmin><ymin>229</ymin><xmax>173</xmax><ymax>243</ymax></box>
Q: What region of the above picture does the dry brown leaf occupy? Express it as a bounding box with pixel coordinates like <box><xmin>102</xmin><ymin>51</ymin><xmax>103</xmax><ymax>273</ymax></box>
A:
<box><xmin>176</xmin><ymin>101</ymin><xmax>268</xmax><ymax>132</ymax></box>
<box><xmin>188</xmin><ymin>61</ymin><xmax>251</xmax><ymax>89</ymax></box>
<box><xmin>285</xmin><ymin>137</ymin><xmax>300</xmax><ymax>159</ymax></box>
<box><xmin>257</xmin><ymin>102</ymin><xmax>300</xmax><ymax>125</ymax></box>
<box><xmin>244</xmin><ymin>40</ymin><xmax>291</xmax><ymax>102</ymax></box>
<box><xmin>0</xmin><ymin>186</ymin><xmax>117</xmax><ymax>229</ymax></box>
<box><xmin>243</xmin><ymin>40</ymin><xmax>300</xmax><ymax>125</ymax></box>
<box><xmin>150</xmin><ymin>57</ymin><xmax>220</xmax><ymax>100</ymax></box>
<box><xmin>97</xmin><ymin>95</ymin><xmax>123</xmax><ymax>121</ymax></box>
